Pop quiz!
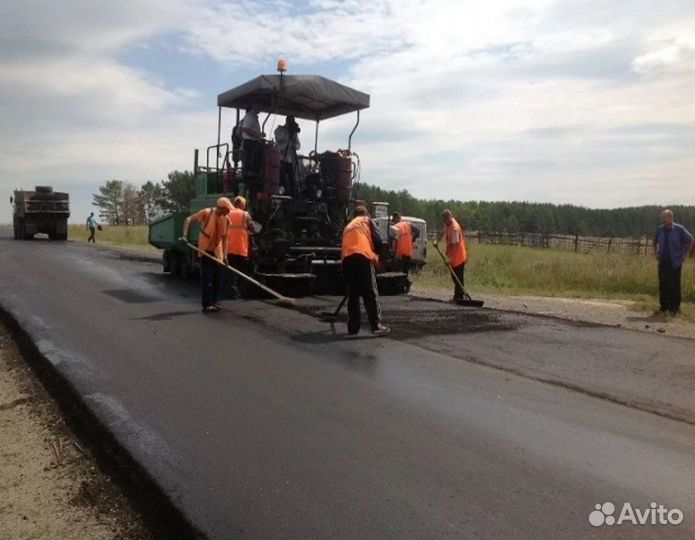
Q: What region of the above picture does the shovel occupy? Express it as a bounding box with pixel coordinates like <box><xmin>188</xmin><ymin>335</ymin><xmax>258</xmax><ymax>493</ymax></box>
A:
<box><xmin>182</xmin><ymin>240</ymin><xmax>296</xmax><ymax>308</ymax></box>
<box><xmin>432</xmin><ymin>242</ymin><xmax>484</xmax><ymax>307</ymax></box>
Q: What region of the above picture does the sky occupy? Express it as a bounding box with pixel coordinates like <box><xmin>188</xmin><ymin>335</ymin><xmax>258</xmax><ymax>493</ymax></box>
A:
<box><xmin>1</xmin><ymin>0</ymin><xmax>693</xmax><ymax>223</ymax></box>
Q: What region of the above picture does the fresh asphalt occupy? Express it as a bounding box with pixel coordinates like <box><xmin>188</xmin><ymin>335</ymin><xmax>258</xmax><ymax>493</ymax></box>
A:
<box><xmin>0</xmin><ymin>236</ymin><xmax>693</xmax><ymax>539</ymax></box>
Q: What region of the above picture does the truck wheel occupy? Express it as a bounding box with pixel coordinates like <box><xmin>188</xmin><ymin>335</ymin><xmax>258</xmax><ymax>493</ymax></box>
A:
<box><xmin>169</xmin><ymin>254</ymin><xmax>182</xmax><ymax>277</ymax></box>
<box><xmin>180</xmin><ymin>255</ymin><xmax>193</xmax><ymax>279</ymax></box>
<box><xmin>162</xmin><ymin>251</ymin><xmax>171</xmax><ymax>273</ymax></box>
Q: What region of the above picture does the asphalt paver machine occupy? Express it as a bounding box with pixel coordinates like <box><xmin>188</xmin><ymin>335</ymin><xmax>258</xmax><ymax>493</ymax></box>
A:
<box><xmin>150</xmin><ymin>62</ymin><xmax>407</xmax><ymax>296</ymax></box>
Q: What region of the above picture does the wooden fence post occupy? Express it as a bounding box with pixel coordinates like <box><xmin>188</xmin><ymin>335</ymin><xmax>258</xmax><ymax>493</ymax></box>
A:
<box><xmin>607</xmin><ymin>237</ymin><xmax>613</xmax><ymax>254</ymax></box>
<box><xmin>574</xmin><ymin>233</ymin><xmax>579</xmax><ymax>252</ymax></box>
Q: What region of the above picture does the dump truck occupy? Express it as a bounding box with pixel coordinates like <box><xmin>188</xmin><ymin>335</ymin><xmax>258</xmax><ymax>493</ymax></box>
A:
<box><xmin>149</xmin><ymin>62</ymin><xmax>409</xmax><ymax>296</ymax></box>
<box><xmin>11</xmin><ymin>186</ymin><xmax>70</xmax><ymax>240</ymax></box>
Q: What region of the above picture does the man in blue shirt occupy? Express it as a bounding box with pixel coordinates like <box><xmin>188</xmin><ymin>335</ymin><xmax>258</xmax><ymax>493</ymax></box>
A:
<box><xmin>86</xmin><ymin>212</ymin><xmax>98</xmax><ymax>243</ymax></box>
<box><xmin>653</xmin><ymin>209</ymin><xmax>693</xmax><ymax>314</ymax></box>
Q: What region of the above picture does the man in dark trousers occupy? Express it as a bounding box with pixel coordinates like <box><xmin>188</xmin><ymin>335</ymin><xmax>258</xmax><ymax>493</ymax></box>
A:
<box><xmin>653</xmin><ymin>209</ymin><xmax>693</xmax><ymax>314</ymax></box>
<box><xmin>226</xmin><ymin>196</ymin><xmax>254</xmax><ymax>299</ymax></box>
<box><xmin>237</xmin><ymin>102</ymin><xmax>264</xmax><ymax>179</ymax></box>
<box><xmin>390</xmin><ymin>212</ymin><xmax>420</xmax><ymax>292</ymax></box>
<box><xmin>434</xmin><ymin>209</ymin><xmax>468</xmax><ymax>302</ymax></box>
<box><xmin>181</xmin><ymin>197</ymin><xmax>232</xmax><ymax>313</ymax></box>
<box><xmin>341</xmin><ymin>206</ymin><xmax>390</xmax><ymax>336</ymax></box>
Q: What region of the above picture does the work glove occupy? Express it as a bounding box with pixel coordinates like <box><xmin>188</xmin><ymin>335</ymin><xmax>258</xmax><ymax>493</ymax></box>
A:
<box><xmin>179</xmin><ymin>236</ymin><xmax>187</xmax><ymax>243</ymax></box>
<box><xmin>432</xmin><ymin>239</ymin><xmax>438</xmax><ymax>248</ymax></box>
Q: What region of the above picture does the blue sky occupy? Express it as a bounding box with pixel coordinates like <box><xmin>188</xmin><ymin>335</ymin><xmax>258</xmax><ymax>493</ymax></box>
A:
<box><xmin>0</xmin><ymin>0</ymin><xmax>693</xmax><ymax>223</ymax></box>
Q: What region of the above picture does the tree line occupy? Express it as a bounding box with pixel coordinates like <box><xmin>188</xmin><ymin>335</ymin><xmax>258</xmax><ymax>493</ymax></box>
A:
<box><xmin>92</xmin><ymin>173</ymin><xmax>693</xmax><ymax>238</ymax></box>
<box><xmin>356</xmin><ymin>184</ymin><xmax>695</xmax><ymax>238</ymax></box>
<box><xmin>92</xmin><ymin>171</ymin><xmax>195</xmax><ymax>225</ymax></box>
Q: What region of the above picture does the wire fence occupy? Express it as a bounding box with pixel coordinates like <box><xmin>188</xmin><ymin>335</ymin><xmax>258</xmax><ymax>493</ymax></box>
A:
<box><xmin>427</xmin><ymin>231</ymin><xmax>655</xmax><ymax>256</ymax></box>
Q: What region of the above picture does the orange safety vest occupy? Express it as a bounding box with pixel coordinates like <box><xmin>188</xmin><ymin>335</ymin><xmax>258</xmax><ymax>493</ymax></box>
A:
<box><xmin>227</xmin><ymin>208</ymin><xmax>250</xmax><ymax>257</ymax></box>
<box><xmin>394</xmin><ymin>221</ymin><xmax>414</xmax><ymax>259</ymax></box>
<box><xmin>196</xmin><ymin>208</ymin><xmax>228</xmax><ymax>259</ymax></box>
<box><xmin>443</xmin><ymin>218</ymin><xmax>467</xmax><ymax>268</ymax></box>
<box><xmin>342</xmin><ymin>216</ymin><xmax>378</xmax><ymax>264</ymax></box>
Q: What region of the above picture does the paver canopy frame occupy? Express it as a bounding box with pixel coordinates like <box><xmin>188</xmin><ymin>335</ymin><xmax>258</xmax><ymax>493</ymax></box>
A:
<box><xmin>217</xmin><ymin>74</ymin><xmax>370</xmax><ymax>121</ymax></box>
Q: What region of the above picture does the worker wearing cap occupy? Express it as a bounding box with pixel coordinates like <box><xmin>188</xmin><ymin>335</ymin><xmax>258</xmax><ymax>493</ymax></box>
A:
<box><xmin>181</xmin><ymin>197</ymin><xmax>232</xmax><ymax>313</ymax></box>
<box><xmin>434</xmin><ymin>209</ymin><xmax>468</xmax><ymax>302</ymax></box>
<box><xmin>226</xmin><ymin>196</ymin><xmax>254</xmax><ymax>299</ymax></box>
<box><xmin>341</xmin><ymin>206</ymin><xmax>390</xmax><ymax>336</ymax></box>
<box><xmin>390</xmin><ymin>212</ymin><xmax>420</xmax><ymax>290</ymax></box>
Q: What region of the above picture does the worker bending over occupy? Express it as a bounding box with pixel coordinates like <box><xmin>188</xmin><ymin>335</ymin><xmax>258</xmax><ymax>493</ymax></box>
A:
<box><xmin>181</xmin><ymin>197</ymin><xmax>232</xmax><ymax>313</ymax></box>
<box><xmin>434</xmin><ymin>209</ymin><xmax>468</xmax><ymax>302</ymax></box>
<box><xmin>226</xmin><ymin>196</ymin><xmax>254</xmax><ymax>299</ymax></box>
<box><xmin>390</xmin><ymin>212</ymin><xmax>420</xmax><ymax>292</ymax></box>
<box><xmin>341</xmin><ymin>206</ymin><xmax>390</xmax><ymax>336</ymax></box>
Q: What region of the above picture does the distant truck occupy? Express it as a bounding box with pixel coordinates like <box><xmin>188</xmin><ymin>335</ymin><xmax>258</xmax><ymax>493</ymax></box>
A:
<box><xmin>11</xmin><ymin>186</ymin><xmax>70</xmax><ymax>240</ymax></box>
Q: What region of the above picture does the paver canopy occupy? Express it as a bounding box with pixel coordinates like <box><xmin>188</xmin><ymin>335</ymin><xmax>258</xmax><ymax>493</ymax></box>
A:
<box><xmin>217</xmin><ymin>75</ymin><xmax>370</xmax><ymax>121</ymax></box>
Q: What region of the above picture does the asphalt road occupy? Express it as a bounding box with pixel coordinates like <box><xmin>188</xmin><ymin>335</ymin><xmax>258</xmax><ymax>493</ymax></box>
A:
<box><xmin>1</xmin><ymin>237</ymin><xmax>693</xmax><ymax>540</ymax></box>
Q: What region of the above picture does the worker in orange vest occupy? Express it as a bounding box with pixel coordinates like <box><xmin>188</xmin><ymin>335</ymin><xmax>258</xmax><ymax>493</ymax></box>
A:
<box><xmin>390</xmin><ymin>212</ymin><xmax>420</xmax><ymax>292</ymax></box>
<box><xmin>226</xmin><ymin>196</ymin><xmax>254</xmax><ymax>299</ymax></box>
<box><xmin>341</xmin><ymin>206</ymin><xmax>390</xmax><ymax>336</ymax></box>
<box><xmin>434</xmin><ymin>209</ymin><xmax>468</xmax><ymax>302</ymax></box>
<box><xmin>181</xmin><ymin>197</ymin><xmax>232</xmax><ymax>313</ymax></box>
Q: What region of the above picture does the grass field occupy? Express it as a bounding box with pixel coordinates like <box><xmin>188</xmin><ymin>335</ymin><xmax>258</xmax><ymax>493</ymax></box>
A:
<box><xmin>413</xmin><ymin>242</ymin><xmax>695</xmax><ymax>318</ymax></box>
<box><xmin>68</xmin><ymin>224</ymin><xmax>157</xmax><ymax>251</ymax></box>
<box><xmin>67</xmin><ymin>225</ymin><xmax>694</xmax><ymax>317</ymax></box>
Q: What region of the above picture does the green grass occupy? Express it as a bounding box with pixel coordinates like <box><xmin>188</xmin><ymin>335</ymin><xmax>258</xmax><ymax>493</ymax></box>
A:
<box><xmin>68</xmin><ymin>225</ymin><xmax>157</xmax><ymax>252</ymax></box>
<box><xmin>413</xmin><ymin>242</ymin><xmax>695</xmax><ymax>319</ymax></box>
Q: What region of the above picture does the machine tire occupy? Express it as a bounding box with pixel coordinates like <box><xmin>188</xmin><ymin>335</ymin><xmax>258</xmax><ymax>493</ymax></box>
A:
<box><xmin>180</xmin><ymin>255</ymin><xmax>193</xmax><ymax>279</ymax></box>
<box><xmin>169</xmin><ymin>254</ymin><xmax>182</xmax><ymax>277</ymax></box>
<box><xmin>162</xmin><ymin>251</ymin><xmax>171</xmax><ymax>273</ymax></box>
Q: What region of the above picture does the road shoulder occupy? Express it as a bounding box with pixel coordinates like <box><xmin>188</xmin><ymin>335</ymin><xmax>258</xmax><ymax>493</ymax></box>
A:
<box><xmin>0</xmin><ymin>323</ymin><xmax>150</xmax><ymax>539</ymax></box>
<box><xmin>411</xmin><ymin>285</ymin><xmax>694</xmax><ymax>340</ymax></box>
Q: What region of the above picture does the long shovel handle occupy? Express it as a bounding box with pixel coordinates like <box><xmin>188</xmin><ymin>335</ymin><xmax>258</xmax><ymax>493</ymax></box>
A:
<box><xmin>432</xmin><ymin>242</ymin><xmax>472</xmax><ymax>301</ymax></box>
<box><xmin>184</xmin><ymin>241</ymin><xmax>293</xmax><ymax>304</ymax></box>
